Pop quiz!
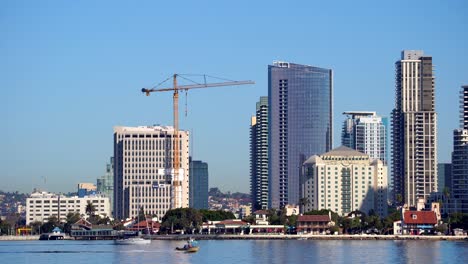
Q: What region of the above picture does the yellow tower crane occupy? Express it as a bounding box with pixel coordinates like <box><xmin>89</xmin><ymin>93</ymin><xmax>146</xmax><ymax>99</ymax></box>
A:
<box><xmin>142</xmin><ymin>74</ymin><xmax>254</xmax><ymax>209</ymax></box>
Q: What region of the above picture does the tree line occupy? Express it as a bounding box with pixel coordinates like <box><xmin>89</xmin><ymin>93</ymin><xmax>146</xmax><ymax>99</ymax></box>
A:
<box><xmin>3</xmin><ymin>202</ymin><xmax>467</xmax><ymax>235</ymax></box>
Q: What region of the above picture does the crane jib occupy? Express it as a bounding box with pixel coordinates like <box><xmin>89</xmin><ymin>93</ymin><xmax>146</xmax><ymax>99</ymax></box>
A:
<box><xmin>141</xmin><ymin>75</ymin><xmax>254</xmax><ymax>209</ymax></box>
<box><xmin>142</xmin><ymin>80</ymin><xmax>255</xmax><ymax>93</ymax></box>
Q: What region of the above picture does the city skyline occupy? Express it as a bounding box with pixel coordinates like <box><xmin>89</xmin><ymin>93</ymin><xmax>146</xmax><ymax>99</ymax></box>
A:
<box><xmin>2</xmin><ymin>1</ymin><xmax>468</xmax><ymax>194</ymax></box>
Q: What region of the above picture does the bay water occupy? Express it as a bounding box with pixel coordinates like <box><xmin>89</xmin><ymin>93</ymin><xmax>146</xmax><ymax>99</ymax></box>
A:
<box><xmin>1</xmin><ymin>239</ymin><xmax>467</xmax><ymax>264</ymax></box>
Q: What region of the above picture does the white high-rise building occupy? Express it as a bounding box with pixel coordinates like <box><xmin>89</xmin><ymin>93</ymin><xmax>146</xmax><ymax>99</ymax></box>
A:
<box><xmin>392</xmin><ymin>50</ymin><xmax>437</xmax><ymax>207</ymax></box>
<box><xmin>301</xmin><ymin>146</ymin><xmax>388</xmax><ymax>218</ymax></box>
<box><xmin>113</xmin><ymin>126</ymin><xmax>189</xmax><ymax>220</ymax></box>
<box><xmin>26</xmin><ymin>191</ymin><xmax>110</xmax><ymax>225</ymax></box>
<box><xmin>250</xmin><ymin>96</ymin><xmax>269</xmax><ymax>210</ymax></box>
<box><xmin>342</xmin><ymin>111</ymin><xmax>387</xmax><ymax>164</ymax></box>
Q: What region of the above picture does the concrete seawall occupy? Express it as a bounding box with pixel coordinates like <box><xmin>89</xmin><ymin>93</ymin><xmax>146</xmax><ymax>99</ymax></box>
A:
<box><xmin>1</xmin><ymin>234</ymin><xmax>466</xmax><ymax>241</ymax></box>
<box><xmin>0</xmin><ymin>235</ymin><xmax>40</xmax><ymax>241</ymax></box>
<box><xmin>149</xmin><ymin>234</ymin><xmax>468</xmax><ymax>241</ymax></box>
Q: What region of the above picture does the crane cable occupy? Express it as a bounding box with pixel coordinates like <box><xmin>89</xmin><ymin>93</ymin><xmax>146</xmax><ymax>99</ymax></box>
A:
<box><xmin>149</xmin><ymin>74</ymin><xmax>239</xmax><ymax>116</ymax></box>
<box><xmin>150</xmin><ymin>75</ymin><xmax>173</xmax><ymax>89</ymax></box>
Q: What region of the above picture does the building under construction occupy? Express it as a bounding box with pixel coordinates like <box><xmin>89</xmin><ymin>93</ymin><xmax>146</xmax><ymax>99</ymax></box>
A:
<box><xmin>112</xmin><ymin>74</ymin><xmax>253</xmax><ymax>220</ymax></box>
<box><xmin>113</xmin><ymin>125</ymin><xmax>190</xmax><ymax>220</ymax></box>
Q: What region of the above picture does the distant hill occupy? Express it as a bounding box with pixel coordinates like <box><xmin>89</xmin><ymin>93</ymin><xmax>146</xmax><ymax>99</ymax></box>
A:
<box><xmin>208</xmin><ymin>187</ymin><xmax>250</xmax><ymax>200</ymax></box>
<box><xmin>0</xmin><ymin>190</ymin><xmax>27</xmax><ymax>216</ymax></box>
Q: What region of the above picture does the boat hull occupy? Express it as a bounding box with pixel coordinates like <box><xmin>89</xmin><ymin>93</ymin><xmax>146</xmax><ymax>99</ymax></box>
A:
<box><xmin>175</xmin><ymin>246</ymin><xmax>199</xmax><ymax>253</ymax></box>
<box><xmin>114</xmin><ymin>238</ymin><xmax>151</xmax><ymax>245</ymax></box>
<box><xmin>39</xmin><ymin>234</ymin><xmax>64</xmax><ymax>240</ymax></box>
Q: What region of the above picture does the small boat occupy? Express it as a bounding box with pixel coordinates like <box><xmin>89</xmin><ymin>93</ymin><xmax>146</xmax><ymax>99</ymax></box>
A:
<box><xmin>39</xmin><ymin>233</ymin><xmax>65</xmax><ymax>240</ymax></box>
<box><xmin>175</xmin><ymin>238</ymin><xmax>199</xmax><ymax>253</ymax></box>
<box><xmin>39</xmin><ymin>227</ymin><xmax>65</xmax><ymax>240</ymax></box>
<box><xmin>114</xmin><ymin>237</ymin><xmax>151</xmax><ymax>245</ymax></box>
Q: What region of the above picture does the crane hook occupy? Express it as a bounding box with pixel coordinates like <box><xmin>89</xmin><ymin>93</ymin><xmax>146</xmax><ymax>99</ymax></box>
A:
<box><xmin>185</xmin><ymin>89</ymin><xmax>188</xmax><ymax>117</ymax></box>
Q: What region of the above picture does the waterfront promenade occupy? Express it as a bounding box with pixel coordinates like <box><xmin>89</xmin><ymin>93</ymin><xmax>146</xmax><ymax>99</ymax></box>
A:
<box><xmin>1</xmin><ymin>234</ymin><xmax>466</xmax><ymax>241</ymax></box>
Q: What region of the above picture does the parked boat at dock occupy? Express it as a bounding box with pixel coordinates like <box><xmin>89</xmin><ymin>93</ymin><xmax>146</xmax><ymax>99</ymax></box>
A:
<box><xmin>39</xmin><ymin>227</ymin><xmax>65</xmax><ymax>240</ymax></box>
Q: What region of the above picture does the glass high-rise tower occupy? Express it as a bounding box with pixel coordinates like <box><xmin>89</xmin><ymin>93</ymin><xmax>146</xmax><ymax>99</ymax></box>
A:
<box><xmin>189</xmin><ymin>158</ymin><xmax>209</xmax><ymax>209</ymax></box>
<box><xmin>268</xmin><ymin>61</ymin><xmax>333</xmax><ymax>208</ymax></box>
<box><xmin>97</xmin><ymin>157</ymin><xmax>114</xmax><ymax>215</ymax></box>
<box><xmin>391</xmin><ymin>50</ymin><xmax>438</xmax><ymax>207</ymax></box>
<box><xmin>452</xmin><ymin>85</ymin><xmax>468</xmax><ymax>213</ymax></box>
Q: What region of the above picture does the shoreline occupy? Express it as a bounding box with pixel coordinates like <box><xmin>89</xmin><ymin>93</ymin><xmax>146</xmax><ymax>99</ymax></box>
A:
<box><xmin>1</xmin><ymin>234</ymin><xmax>466</xmax><ymax>241</ymax></box>
<box><xmin>150</xmin><ymin>234</ymin><xmax>468</xmax><ymax>241</ymax></box>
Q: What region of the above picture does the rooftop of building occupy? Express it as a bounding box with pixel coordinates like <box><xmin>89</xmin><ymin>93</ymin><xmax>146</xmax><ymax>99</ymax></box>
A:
<box><xmin>403</xmin><ymin>211</ymin><xmax>437</xmax><ymax>225</ymax></box>
<box><xmin>217</xmin><ymin>219</ymin><xmax>247</xmax><ymax>226</ymax></box>
<box><xmin>28</xmin><ymin>191</ymin><xmax>109</xmax><ymax>200</ymax></box>
<box><xmin>342</xmin><ymin>111</ymin><xmax>376</xmax><ymax>117</ymax></box>
<box><xmin>322</xmin><ymin>146</ymin><xmax>368</xmax><ymax>157</ymax></box>
<box><xmin>270</xmin><ymin>61</ymin><xmax>331</xmax><ymax>71</ymax></box>
<box><xmin>297</xmin><ymin>215</ymin><xmax>331</xmax><ymax>222</ymax></box>
<box><xmin>129</xmin><ymin>220</ymin><xmax>161</xmax><ymax>229</ymax></box>
<box><xmin>303</xmin><ymin>155</ymin><xmax>323</xmax><ymax>165</ymax></box>
<box><xmin>114</xmin><ymin>125</ymin><xmax>189</xmax><ymax>134</ymax></box>
<box><xmin>254</xmin><ymin>210</ymin><xmax>269</xmax><ymax>215</ymax></box>
<box><xmin>304</xmin><ymin>146</ymin><xmax>379</xmax><ymax>165</ymax></box>
<box><xmin>401</xmin><ymin>50</ymin><xmax>425</xmax><ymax>60</ymax></box>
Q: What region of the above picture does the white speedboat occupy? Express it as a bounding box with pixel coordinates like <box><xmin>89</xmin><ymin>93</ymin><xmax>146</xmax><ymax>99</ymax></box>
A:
<box><xmin>114</xmin><ymin>237</ymin><xmax>151</xmax><ymax>245</ymax></box>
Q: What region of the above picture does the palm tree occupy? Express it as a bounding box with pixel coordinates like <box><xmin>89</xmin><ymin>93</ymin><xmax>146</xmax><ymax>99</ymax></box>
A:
<box><xmin>443</xmin><ymin>187</ymin><xmax>451</xmax><ymax>234</ymax></box>
<box><xmin>396</xmin><ymin>193</ymin><xmax>403</xmax><ymax>206</ymax></box>
<box><xmin>85</xmin><ymin>201</ymin><xmax>96</xmax><ymax>217</ymax></box>
<box><xmin>29</xmin><ymin>221</ymin><xmax>42</xmax><ymax>235</ymax></box>
<box><xmin>64</xmin><ymin>212</ymin><xmax>81</xmax><ymax>234</ymax></box>
<box><xmin>138</xmin><ymin>206</ymin><xmax>146</xmax><ymax>222</ymax></box>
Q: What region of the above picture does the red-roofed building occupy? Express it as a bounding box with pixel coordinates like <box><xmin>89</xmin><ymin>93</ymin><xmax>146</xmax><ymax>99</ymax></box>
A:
<box><xmin>394</xmin><ymin>203</ymin><xmax>441</xmax><ymax>235</ymax></box>
<box><xmin>217</xmin><ymin>220</ymin><xmax>247</xmax><ymax>226</ymax></box>
<box><xmin>126</xmin><ymin>219</ymin><xmax>161</xmax><ymax>234</ymax></box>
<box><xmin>401</xmin><ymin>210</ymin><xmax>438</xmax><ymax>235</ymax></box>
<box><xmin>296</xmin><ymin>214</ymin><xmax>334</xmax><ymax>234</ymax></box>
<box><xmin>403</xmin><ymin>211</ymin><xmax>437</xmax><ymax>225</ymax></box>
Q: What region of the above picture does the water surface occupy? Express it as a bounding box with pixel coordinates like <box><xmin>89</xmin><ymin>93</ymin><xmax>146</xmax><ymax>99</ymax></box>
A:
<box><xmin>0</xmin><ymin>239</ymin><xmax>467</xmax><ymax>264</ymax></box>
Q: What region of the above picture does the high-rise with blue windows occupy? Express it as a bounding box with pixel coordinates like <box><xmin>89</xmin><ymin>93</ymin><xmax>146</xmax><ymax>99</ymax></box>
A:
<box><xmin>268</xmin><ymin>61</ymin><xmax>333</xmax><ymax>208</ymax></box>
<box><xmin>452</xmin><ymin>85</ymin><xmax>468</xmax><ymax>213</ymax></box>
<box><xmin>189</xmin><ymin>158</ymin><xmax>209</xmax><ymax>209</ymax></box>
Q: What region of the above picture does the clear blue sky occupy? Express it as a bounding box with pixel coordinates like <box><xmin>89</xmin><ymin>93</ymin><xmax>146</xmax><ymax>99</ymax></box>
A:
<box><xmin>2</xmin><ymin>0</ymin><xmax>467</xmax><ymax>194</ymax></box>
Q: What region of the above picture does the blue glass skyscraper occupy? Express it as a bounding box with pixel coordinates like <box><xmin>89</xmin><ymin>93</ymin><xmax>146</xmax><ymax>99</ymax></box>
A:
<box><xmin>268</xmin><ymin>61</ymin><xmax>333</xmax><ymax>208</ymax></box>
<box><xmin>189</xmin><ymin>158</ymin><xmax>209</xmax><ymax>209</ymax></box>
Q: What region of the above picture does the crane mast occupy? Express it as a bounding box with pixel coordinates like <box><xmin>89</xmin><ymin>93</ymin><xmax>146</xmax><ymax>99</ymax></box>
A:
<box><xmin>173</xmin><ymin>75</ymin><xmax>180</xmax><ymax>191</ymax></box>
<box><xmin>142</xmin><ymin>74</ymin><xmax>254</xmax><ymax>209</ymax></box>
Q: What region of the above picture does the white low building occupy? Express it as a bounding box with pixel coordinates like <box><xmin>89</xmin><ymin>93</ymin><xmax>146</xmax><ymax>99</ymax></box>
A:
<box><xmin>26</xmin><ymin>191</ymin><xmax>111</xmax><ymax>225</ymax></box>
